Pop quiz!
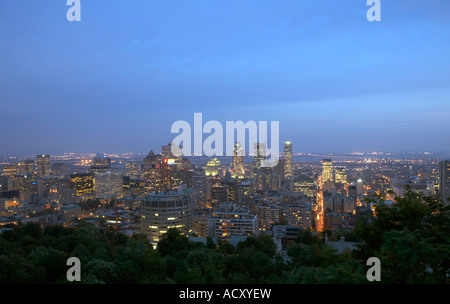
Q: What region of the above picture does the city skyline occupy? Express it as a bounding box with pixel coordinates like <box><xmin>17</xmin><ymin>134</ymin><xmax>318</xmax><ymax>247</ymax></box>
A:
<box><xmin>1</xmin><ymin>1</ymin><xmax>450</xmax><ymax>155</ymax></box>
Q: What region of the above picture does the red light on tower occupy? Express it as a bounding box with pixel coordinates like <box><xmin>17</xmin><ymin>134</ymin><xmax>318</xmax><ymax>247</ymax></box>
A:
<box><xmin>163</xmin><ymin>158</ymin><xmax>168</xmax><ymax>164</ymax></box>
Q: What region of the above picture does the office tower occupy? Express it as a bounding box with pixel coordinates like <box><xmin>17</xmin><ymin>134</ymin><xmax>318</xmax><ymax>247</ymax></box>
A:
<box><xmin>211</xmin><ymin>185</ymin><xmax>228</xmax><ymax>204</ymax></box>
<box><xmin>348</xmin><ymin>184</ymin><xmax>357</xmax><ymax>203</ymax></box>
<box><xmin>36</xmin><ymin>154</ymin><xmax>51</xmax><ymax>177</ymax></box>
<box><xmin>356</xmin><ymin>178</ymin><xmax>364</xmax><ymax>195</ymax></box>
<box><xmin>192</xmin><ymin>172</ymin><xmax>211</xmax><ymax>208</ymax></box>
<box><xmin>204</xmin><ymin>158</ymin><xmax>221</xmax><ymax>177</ymax></box>
<box><xmin>70</xmin><ymin>173</ymin><xmax>94</xmax><ymax>196</ymax></box>
<box><xmin>230</xmin><ymin>142</ymin><xmax>245</xmax><ymax>179</ymax></box>
<box><xmin>253</xmin><ymin>143</ymin><xmax>266</xmax><ymax>172</ymax></box>
<box><xmin>335</xmin><ymin>166</ymin><xmax>347</xmax><ymax>185</ymax></box>
<box><xmin>17</xmin><ymin>159</ymin><xmax>35</xmax><ymax>174</ymax></box>
<box><xmin>284</xmin><ymin>141</ymin><xmax>293</xmax><ymax>178</ymax></box>
<box><xmin>293</xmin><ymin>175</ymin><xmax>316</xmax><ymax>198</ymax></box>
<box><xmin>439</xmin><ymin>160</ymin><xmax>450</xmax><ymax>206</ymax></box>
<box><xmin>141</xmin><ymin>150</ymin><xmax>163</xmax><ymax>194</ymax></box>
<box><xmin>253</xmin><ymin>143</ymin><xmax>267</xmax><ymax>191</ymax></box>
<box><xmin>322</xmin><ymin>159</ymin><xmax>334</xmax><ymax>190</ymax></box>
<box><xmin>207</xmin><ymin>202</ymin><xmax>259</xmax><ymax>239</ymax></box>
<box><xmin>141</xmin><ymin>188</ymin><xmax>195</xmax><ymax>246</ymax></box>
<box><xmin>94</xmin><ymin>172</ymin><xmax>124</xmax><ymax>198</ymax></box>
<box><xmin>1</xmin><ymin>164</ymin><xmax>17</xmax><ymax>177</ymax></box>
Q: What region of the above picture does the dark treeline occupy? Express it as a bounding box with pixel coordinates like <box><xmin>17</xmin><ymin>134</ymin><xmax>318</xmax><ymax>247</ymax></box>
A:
<box><xmin>0</xmin><ymin>190</ymin><xmax>448</xmax><ymax>284</ymax></box>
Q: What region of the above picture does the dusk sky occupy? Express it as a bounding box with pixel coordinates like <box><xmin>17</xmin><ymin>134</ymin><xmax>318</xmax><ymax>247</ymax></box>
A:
<box><xmin>1</xmin><ymin>0</ymin><xmax>450</xmax><ymax>156</ymax></box>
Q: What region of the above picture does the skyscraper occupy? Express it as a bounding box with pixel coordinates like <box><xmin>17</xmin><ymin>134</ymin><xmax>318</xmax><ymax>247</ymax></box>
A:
<box><xmin>204</xmin><ymin>158</ymin><xmax>221</xmax><ymax>177</ymax></box>
<box><xmin>253</xmin><ymin>143</ymin><xmax>267</xmax><ymax>191</ymax></box>
<box><xmin>94</xmin><ymin>172</ymin><xmax>124</xmax><ymax>198</ymax></box>
<box><xmin>356</xmin><ymin>178</ymin><xmax>364</xmax><ymax>196</ymax></box>
<box><xmin>322</xmin><ymin>159</ymin><xmax>334</xmax><ymax>190</ymax></box>
<box><xmin>230</xmin><ymin>142</ymin><xmax>245</xmax><ymax>179</ymax></box>
<box><xmin>36</xmin><ymin>154</ymin><xmax>51</xmax><ymax>177</ymax></box>
<box><xmin>284</xmin><ymin>141</ymin><xmax>293</xmax><ymax>178</ymax></box>
<box><xmin>439</xmin><ymin>160</ymin><xmax>450</xmax><ymax>206</ymax></box>
<box><xmin>253</xmin><ymin>143</ymin><xmax>266</xmax><ymax>172</ymax></box>
<box><xmin>141</xmin><ymin>188</ymin><xmax>195</xmax><ymax>247</ymax></box>
<box><xmin>141</xmin><ymin>150</ymin><xmax>163</xmax><ymax>194</ymax></box>
<box><xmin>335</xmin><ymin>166</ymin><xmax>347</xmax><ymax>185</ymax></box>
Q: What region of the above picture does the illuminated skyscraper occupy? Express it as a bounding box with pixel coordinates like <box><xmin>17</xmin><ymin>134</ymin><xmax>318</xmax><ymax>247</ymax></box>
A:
<box><xmin>230</xmin><ymin>142</ymin><xmax>245</xmax><ymax>179</ymax></box>
<box><xmin>70</xmin><ymin>173</ymin><xmax>94</xmax><ymax>197</ymax></box>
<box><xmin>334</xmin><ymin>166</ymin><xmax>347</xmax><ymax>185</ymax></box>
<box><xmin>141</xmin><ymin>188</ymin><xmax>195</xmax><ymax>247</ymax></box>
<box><xmin>322</xmin><ymin>159</ymin><xmax>334</xmax><ymax>190</ymax></box>
<box><xmin>284</xmin><ymin>141</ymin><xmax>293</xmax><ymax>178</ymax></box>
<box><xmin>36</xmin><ymin>154</ymin><xmax>51</xmax><ymax>177</ymax></box>
<box><xmin>204</xmin><ymin>158</ymin><xmax>221</xmax><ymax>177</ymax></box>
<box><xmin>439</xmin><ymin>160</ymin><xmax>450</xmax><ymax>206</ymax></box>
<box><xmin>141</xmin><ymin>150</ymin><xmax>163</xmax><ymax>194</ymax></box>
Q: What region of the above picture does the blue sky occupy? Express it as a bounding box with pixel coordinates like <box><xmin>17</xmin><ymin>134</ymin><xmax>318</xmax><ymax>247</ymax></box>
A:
<box><xmin>1</xmin><ymin>0</ymin><xmax>449</xmax><ymax>155</ymax></box>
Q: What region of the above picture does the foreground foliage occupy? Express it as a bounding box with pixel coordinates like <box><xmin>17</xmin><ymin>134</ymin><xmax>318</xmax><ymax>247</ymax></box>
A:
<box><xmin>0</xmin><ymin>190</ymin><xmax>448</xmax><ymax>284</ymax></box>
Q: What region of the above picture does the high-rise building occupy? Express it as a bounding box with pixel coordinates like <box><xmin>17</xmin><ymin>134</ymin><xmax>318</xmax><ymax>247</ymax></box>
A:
<box><xmin>439</xmin><ymin>160</ymin><xmax>450</xmax><ymax>206</ymax></box>
<box><xmin>335</xmin><ymin>166</ymin><xmax>347</xmax><ymax>185</ymax></box>
<box><xmin>322</xmin><ymin>159</ymin><xmax>334</xmax><ymax>190</ymax></box>
<box><xmin>141</xmin><ymin>150</ymin><xmax>163</xmax><ymax>194</ymax></box>
<box><xmin>36</xmin><ymin>154</ymin><xmax>51</xmax><ymax>177</ymax></box>
<box><xmin>356</xmin><ymin>178</ymin><xmax>364</xmax><ymax>196</ymax></box>
<box><xmin>141</xmin><ymin>188</ymin><xmax>196</xmax><ymax>246</ymax></box>
<box><xmin>17</xmin><ymin>159</ymin><xmax>35</xmax><ymax>175</ymax></box>
<box><xmin>204</xmin><ymin>158</ymin><xmax>221</xmax><ymax>177</ymax></box>
<box><xmin>1</xmin><ymin>164</ymin><xmax>17</xmax><ymax>177</ymax></box>
<box><xmin>253</xmin><ymin>143</ymin><xmax>267</xmax><ymax>191</ymax></box>
<box><xmin>253</xmin><ymin>143</ymin><xmax>266</xmax><ymax>172</ymax></box>
<box><xmin>293</xmin><ymin>175</ymin><xmax>316</xmax><ymax>198</ymax></box>
<box><xmin>70</xmin><ymin>173</ymin><xmax>94</xmax><ymax>197</ymax></box>
<box><xmin>94</xmin><ymin>172</ymin><xmax>124</xmax><ymax>198</ymax></box>
<box><xmin>192</xmin><ymin>172</ymin><xmax>211</xmax><ymax>208</ymax></box>
<box><xmin>284</xmin><ymin>141</ymin><xmax>293</xmax><ymax>178</ymax></box>
<box><xmin>230</xmin><ymin>142</ymin><xmax>245</xmax><ymax>179</ymax></box>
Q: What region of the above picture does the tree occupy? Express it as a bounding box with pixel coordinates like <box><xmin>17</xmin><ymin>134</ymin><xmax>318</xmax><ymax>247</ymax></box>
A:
<box><xmin>355</xmin><ymin>189</ymin><xmax>450</xmax><ymax>283</ymax></box>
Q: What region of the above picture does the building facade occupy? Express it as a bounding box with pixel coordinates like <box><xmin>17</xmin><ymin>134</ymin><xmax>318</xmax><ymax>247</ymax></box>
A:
<box><xmin>141</xmin><ymin>188</ymin><xmax>196</xmax><ymax>246</ymax></box>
